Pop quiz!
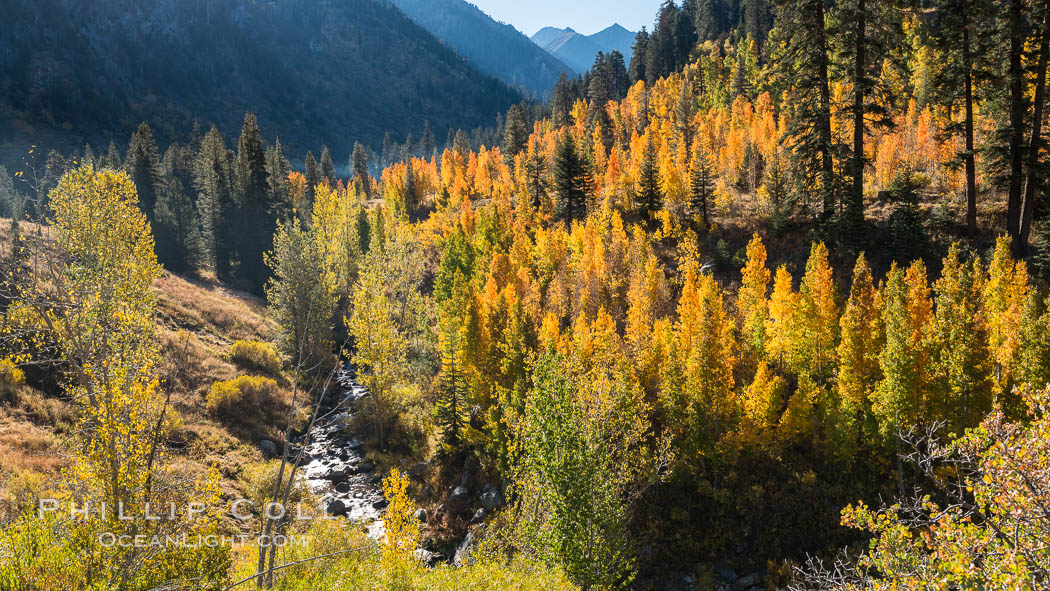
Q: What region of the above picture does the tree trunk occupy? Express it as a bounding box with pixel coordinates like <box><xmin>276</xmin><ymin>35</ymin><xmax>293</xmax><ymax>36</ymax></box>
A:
<box><xmin>850</xmin><ymin>0</ymin><xmax>867</xmax><ymax>230</ymax></box>
<box><xmin>813</xmin><ymin>0</ymin><xmax>836</xmax><ymax>220</ymax></box>
<box><xmin>962</xmin><ymin>12</ymin><xmax>978</xmax><ymax>235</ymax></box>
<box><xmin>1018</xmin><ymin>0</ymin><xmax>1050</xmax><ymax>255</ymax></box>
<box><xmin>1006</xmin><ymin>0</ymin><xmax>1026</xmax><ymax>241</ymax></box>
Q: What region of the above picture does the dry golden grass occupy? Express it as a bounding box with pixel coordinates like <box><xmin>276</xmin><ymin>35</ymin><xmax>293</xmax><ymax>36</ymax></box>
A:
<box><xmin>153</xmin><ymin>271</ymin><xmax>275</xmax><ymax>346</ymax></box>
<box><xmin>0</xmin><ymin>413</ymin><xmax>66</xmax><ymax>475</ymax></box>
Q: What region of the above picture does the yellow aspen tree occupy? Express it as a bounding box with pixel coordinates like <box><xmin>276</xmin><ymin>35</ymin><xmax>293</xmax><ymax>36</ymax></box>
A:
<box><xmin>836</xmin><ymin>253</ymin><xmax>884</xmax><ymax>460</ymax></box>
<box><xmin>1016</xmin><ymin>291</ymin><xmax>1050</xmax><ymax>392</ymax></box>
<box><xmin>677</xmin><ymin>261</ymin><xmax>736</xmax><ymax>452</ymax></box>
<box><xmin>347</xmin><ymin>259</ymin><xmax>406</xmax><ymax>450</ymax></box>
<box><xmin>778</xmin><ymin>375</ymin><xmax>824</xmax><ymax>447</ymax></box>
<box><xmin>766</xmin><ymin>265</ymin><xmax>799</xmax><ymax>371</ymax></box>
<box><xmin>929</xmin><ymin>245</ymin><xmax>993</xmax><ymax>433</ymax></box>
<box><xmin>21</xmin><ymin>165</ymin><xmax>228</xmax><ymax>587</ymax></box>
<box><xmin>380</xmin><ymin>468</ymin><xmax>421</xmax><ymax>567</ymax></box>
<box><xmin>873</xmin><ymin>262</ymin><xmax>933</xmax><ymax>440</ymax></box>
<box><xmin>983</xmin><ymin>235</ymin><xmax>1029</xmax><ymax>398</ymax></box>
<box><xmin>737</xmin><ymin>233</ymin><xmax>770</xmax><ymax>362</ymax></box>
<box><xmin>797</xmin><ymin>242</ymin><xmax>839</xmax><ymax>382</ymax></box>
<box><xmin>741</xmin><ymin>360</ymin><xmax>786</xmax><ymax>433</ymax></box>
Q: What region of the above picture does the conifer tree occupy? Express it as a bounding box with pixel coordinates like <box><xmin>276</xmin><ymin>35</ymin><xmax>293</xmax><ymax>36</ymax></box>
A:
<box><xmin>154</xmin><ymin>178</ymin><xmax>204</xmax><ymax>272</ymax></box>
<box><xmin>454</xmin><ymin>130</ymin><xmax>471</xmax><ymax>156</ymax></box>
<box><xmin>551</xmin><ymin>73</ymin><xmax>575</xmax><ymax>126</ymax></box>
<box><xmin>319</xmin><ymin>146</ymin><xmax>336</xmax><ymax>183</ymax></box>
<box><xmin>234</xmin><ymin>112</ymin><xmax>273</xmax><ymax>291</ymax></box>
<box><xmin>772</xmin><ymin>0</ymin><xmax>836</xmax><ymax>220</ymax></box>
<box><xmin>635</xmin><ymin>133</ymin><xmax>662</xmax><ymax>225</ymax></box>
<box><xmin>524</xmin><ymin>141</ymin><xmax>548</xmax><ymax>210</ymax></box>
<box><xmin>830</xmin><ymin>0</ymin><xmax>902</xmax><ymax>247</ymax></box>
<box><xmin>193</xmin><ymin>126</ymin><xmax>232</xmax><ymax>276</ymax></box>
<box><xmin>420</xmin><ymin>121</ymin><xmax>437</xmax><ymax>159</ymax></box>
<box><xmin>628</xmin><ymin>29</ymin><xmax>650</xmax><ymax>83</ymax></box>
<box><xmin>103</xmin><ymin>140</ymin><xmax>122</xmax><ymax>170</ymax></box>
<box><xmin>436</xmin><ymin>272</ymin><xmax>469</xmax><ymax>450</ymax></box>
<box><xmin>688</xmin><ymin>138</ymin><xmax>714</xmax><ymax>226</ymax></box>
<box><xmin>674</xmin><ymin>73</ymin><xmax>696</xmax><ymax>150</ymax></box>
<box><xmin>352</xmin><ymin>142</ymin><xmax>370</xmax><ymax>197</ymax></box>
<box><xmin>304</xmin><ymin>150</ymin><xmax>320</xmax><ymax>200</ymax></box>
<box><xmin>125</xmin><ymin>122</ymin><xmax>163</xmax><ymax>220</ymax></box>
<box><xmin>265</xmin><ymin>138</ymin><xmax>291</xmax><ymax>210</ymax></box>
<box><xmin>929</xmin><ymin>0</ymin><xmax>991</xmax><ymax>235</ymax></box>
<box><xmin>503</xmin><ymin>105</ymin><xmax>529</xmax><ymax>161</ymax></box>
<box><xmin>554</xmin><ymin>134</ymin><xmax>590</xmax><ymax>224</ymax></box>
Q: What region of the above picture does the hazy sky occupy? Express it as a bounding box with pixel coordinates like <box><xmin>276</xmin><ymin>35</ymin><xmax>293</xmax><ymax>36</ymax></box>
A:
<box><xmin>468</xmin><ymin>0</ymin><xmax>662</xmax><ymax>37</ymax></box>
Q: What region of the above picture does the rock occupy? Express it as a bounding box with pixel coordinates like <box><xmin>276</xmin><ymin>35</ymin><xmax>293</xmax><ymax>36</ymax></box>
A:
<box><xmin>326</xmin><ymin>466</ymin><xmax>348</xmax><ymax>481</ymax></box>
<box><xmin>447</xmin><ymin>485</ymin><xmax>470</xmax><ymax>514</ymax></box>
<box><xmin>337</xmin><ymin>449</ymin><xmax>349</xmax><ymax>461</ymax></box>
<box><xmin>413</xmin><ymin>548</ymin><xmax>440</xmax><ymax>567</ymax></box>
<box><xmin>372</xmin><ymin>498</ymin><xmax>388</xmax><ymax>510</ymax></box>
<box><xmin>469</xmin><ymin>507</ymin><xmax>486</xmax><ymax>524</ymax></box>
<box><xmin>258</xmin><ymin>439</ymin><xmax>278</xmax><ymax>457</ymax></box>
<box><xmin>469</xmin><ymin>405</ymin><xmax>484</xmax><ymax>430</ymax></box>
<box><xmin>346</xmin><ymin>438</ymin><xmax>364</xmax><ymax>449</ymax></box>
<box><xmin>326</xmin><ymin>499</ymin><xmax>346</xmax><ymax>516</ymax></box>
<box><xmin>407</xmin><ymin>462</ymin><xmax>427</xmax><ymax>480</ymax></box>
<box><xmin>735</xmin><ymin>574</ymin><xmax>758</xmax><ymax>587</ymax></box>
<box><xmin>480</xmin><ymin>490</ymin><xmax>501</xmax><ymax>511</ymax></box>
<box><xmin>358</xmin><ymin>461</ymin><xmax>375</xmax><ymax>473</ymax></box>
<box><xmin>334</xmin><ymin>481</ymin><xmax>351</xmax><ymax>494</ymax></box>
<box><xmin>715</xmin><ymin>564</ymin><xmax>737</xmax><ymax>583</ymax></box>
<box><xmin>413</xmin><ymin>508</ymin><xmax>427</xmax><ymax>523</ymax></box>
<box><xmin>454</xmin><ymin>525</ymin><xmax>484</xmax><ymax>567</ymax></box>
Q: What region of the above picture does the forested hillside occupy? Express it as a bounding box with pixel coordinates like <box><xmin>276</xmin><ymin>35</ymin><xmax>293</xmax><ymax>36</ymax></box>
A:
<box><xmin>2</xmin><ymin>0</ymin><xmax>1050</xmax><ymax>589</ymax></box>
<box><xmin>0</xmin><ymin>0</ymin><xmax>520</xmax><ymax>168</ymax></box>
<box><xmin>387</xmin><ymin>0</ymin><xmax>574</xmax><ymax>97</ymax></box>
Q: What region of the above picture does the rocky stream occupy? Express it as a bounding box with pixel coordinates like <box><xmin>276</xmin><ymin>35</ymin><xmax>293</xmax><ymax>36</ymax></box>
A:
<box><xmin>296</xmin><ymin>366</ymin><xmax>387</xmax><ymax>537</ymax></box>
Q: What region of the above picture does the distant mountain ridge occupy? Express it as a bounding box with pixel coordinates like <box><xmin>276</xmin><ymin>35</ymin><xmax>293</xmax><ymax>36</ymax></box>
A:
<box><xmin>386</xmin><ymin>0</ymin><xmax>573</xmax><ymax>97</ymax></box>
<box><xmin>531</xmin><ymin>24</ymin><xmax>636</xmax><ymax>74</ymax></box>
<box><xmin>0</xmin><ymin>0</ymin><xmax>521</xmax><ymax>166</ymax></box>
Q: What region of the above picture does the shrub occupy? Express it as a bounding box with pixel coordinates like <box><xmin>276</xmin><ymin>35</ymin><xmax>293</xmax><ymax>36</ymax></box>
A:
<box><xmin>229</xmin><ymin>340</ymin><xmax>283</xmax><ymax>375</ymax></box>
<box><xmin>240</xmin><ymin>460</ymin><xmax>314</xmax><ymax>516</ymax></box>
<box><xmin>206</xmin><ymin>375</ymin><xmax>280</xmax><ymax>419</ymax></box>
<box><xmin>0</xmin><ymin>358</ymin><xmax>25</xmax><ymax>402</ymax></box>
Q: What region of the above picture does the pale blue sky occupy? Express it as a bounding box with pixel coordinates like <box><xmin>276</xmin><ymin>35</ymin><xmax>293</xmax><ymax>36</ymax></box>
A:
<box><xmin>469</xmin><ymin>0</ymin><xmax>663</xmax><ymax>36</ymax></box>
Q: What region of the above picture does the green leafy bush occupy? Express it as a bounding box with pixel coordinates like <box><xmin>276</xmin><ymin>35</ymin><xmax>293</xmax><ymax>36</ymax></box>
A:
<box><xmin>229</xmin><ymin>340</ymin><xmax>283</xmax><ymax>375</ymax></box>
